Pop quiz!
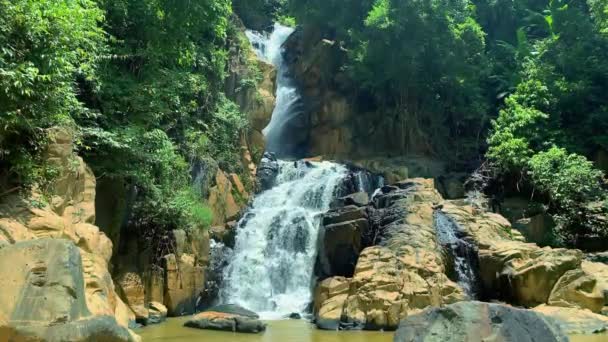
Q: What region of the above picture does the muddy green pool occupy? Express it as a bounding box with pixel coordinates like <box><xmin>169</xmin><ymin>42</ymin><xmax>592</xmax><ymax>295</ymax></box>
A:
<box><xmin>137</xmin><ymin>317</ymin><xmax>606</xmax><ymax>342</ymax></box>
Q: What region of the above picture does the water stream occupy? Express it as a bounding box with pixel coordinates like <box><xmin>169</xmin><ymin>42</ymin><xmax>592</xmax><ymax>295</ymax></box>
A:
<box><xmin>434</xmin><ymin>211</ymin><xmax>480</xmax><ymax>298</ymax></box>
<box><xmin>219</xmin><ymin>161</ymin><xmax>347</xmax><ymax>318</ymax></box>
<box><xmin>246</xmin><ymin>24</ymin><xmax>304</xmax><ymax>157</ymax></box>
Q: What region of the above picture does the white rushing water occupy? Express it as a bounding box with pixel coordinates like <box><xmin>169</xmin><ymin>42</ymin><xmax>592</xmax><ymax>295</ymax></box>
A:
<box><xmin>220</xmin><ymin>161</ymin><xmax>347</xmax><ymax>318</ymax></box>
<box><xmin>434</xmin><ymin>212</ymin><xmax>479</xmax><ymax>298</ymax></box>
<box><xmin>245</xmin><ymin>24</ymin><xmax>302</xmax><ymax>156</ymax></box>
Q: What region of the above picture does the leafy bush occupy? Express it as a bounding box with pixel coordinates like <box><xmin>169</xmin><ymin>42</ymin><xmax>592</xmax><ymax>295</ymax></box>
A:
<box><xmin>487</xmin><ymin>94</ymin><xmax>550</xmax><ymax>170</ymax></box>
<box><xmin>170</xmin><ymin>189</ymin><xmax>214</xmax><ymax>230</ymax></box>
<box><xmin>0</xmin><ymin>0</ymin><xmax>104</xmax><ymax>188</ymax></box>
<box><xmin>528</xmin><ymin>147</ymin><xmax>606</xmax><ymax>242</ymax></box>
<box><xmin>528</xmin><ymin>147</ymin><xmax>604</xmax><ymax>209</ymax></box>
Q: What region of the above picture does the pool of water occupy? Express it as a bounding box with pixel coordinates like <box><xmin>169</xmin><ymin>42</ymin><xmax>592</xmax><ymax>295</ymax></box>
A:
<box><xmin>137</xmin><ymin>317</ymin><xmax>607</xmax><ymax>342</ymax></box>
<box><xmin>137</xmin><ymin>318</ymin><xmax>394</xmax><ymax>342</ymax></box>
<box><xmin>570</xmin><ymin>335</ymin><xmax>608</xmax><ymax>342</ymax></box>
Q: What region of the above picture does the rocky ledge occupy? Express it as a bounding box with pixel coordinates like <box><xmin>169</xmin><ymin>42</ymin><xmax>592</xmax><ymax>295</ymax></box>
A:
<box><xmin>313</xmin><ymin>177</ymin><xmax>608</xmax><ymax>334</ymax></box>
<box><xmin>314</xmin><ymin>179</ymin><xmax>465</xmax><ymax>330</ymax></box>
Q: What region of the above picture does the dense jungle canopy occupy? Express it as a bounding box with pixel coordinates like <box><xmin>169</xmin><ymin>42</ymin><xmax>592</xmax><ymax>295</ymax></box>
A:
<box><xmin>1</xmin><ymin>0</ymin><xmax>607</xmax><ymax>246</ymax></box>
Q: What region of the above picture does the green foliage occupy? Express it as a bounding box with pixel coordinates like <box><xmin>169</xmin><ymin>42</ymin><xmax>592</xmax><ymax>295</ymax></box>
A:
<box><xmin>291</xmin><ymin>0</ymin><xmax>490</xmax><ymax>162</ymax></box>
<box><xmin>528</xmin><ymin>147</ymin><xmax>606</xmax><ymax>242</ymax></box>
<box><xmin>589</xmin><ymin>0</ymin><xmax>608</xmax><ymax>34</ymax></box>
<box><xmin>170</xmin><ymin>188</ymin><xmax>213</xmax><ymax>231</ymax></box>
<box><xmin>0</xmin><ymin>0</ymin><xmax>104</xmax><ymax>187</ymax></box>
<box><xmin>232</xmin><ymin>0</ymin><xmax>290</xmax><ymax>30</ymax></box>
<box><xmin>78</xmin><ymin>0</ymin><xmax>241</xmax><ymax>236</ymax></box>
<box><xmin>487</xmin><ymin>89</ymin><xmax>551</xmax><ymax>170</ymax></box>
<box><xmin>1</xmin><ymin>0</ymin><xmax>244</xmax><ymax>239</ymax></box>
<box><xmin>529</xmin><ymin>147</ymin><xmax>604</xmax><ymax>208</ymax></box>
<box><xmin>486</xmin><ymin>0</ymin><xmax>608</xmax><ymax>245</ymax></box>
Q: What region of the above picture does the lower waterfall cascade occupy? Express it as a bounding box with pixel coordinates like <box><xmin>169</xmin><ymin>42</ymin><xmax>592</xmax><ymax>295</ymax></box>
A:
<box><xmin>219</xmin><ymin>161</ymin><xmax>348</xmax><ymax>318</ymax></box>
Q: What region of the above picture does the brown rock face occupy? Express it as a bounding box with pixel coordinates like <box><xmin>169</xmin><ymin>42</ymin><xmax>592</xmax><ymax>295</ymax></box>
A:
<box><xmin>0</xmin><ymin>129</ymin><xmax>138</xmax><ymax>341</ymax></box>
<box><xmin>440</xmin><ymin>202</ymin><xmax>608</xmax><ymax>314</ymax></box>
<box><xmin>533</xmin><ymin>305</ymin><xmax>608</xmax><ymax>334</ymax></box>
<box><xmin>116</xmin><ymin>272</ymin><xmax>148</xmax><ymax>321</ymax></box>
<box><xmin>318</xmin><ymin>205</ymin><xmax>369</xmax><ymax>277</ymax></box>
<box><xmin>225</xmin><ymin>19</ymin><xmax>276</xmax><ymax>165</ymax></box>
<box><xmin>208</xmin><ymin>170</ymin><xmax>243</xmax><ymax>226</ymax></box>
<box><xmin>112</xmin><ymin>227</ymin><xmax>211</xmax><ymax>320</ymax></box>
<box><xmin>314</xmin><ymin>179</ymin><xmax>465</xmax><ymax>330</ymax></box>
<box><xmin>314</xmin><ymin>177</ymin><xmax>608</xmax><ymax>332</ymax></box>
<box><xmin>163</xmin><ymin>253</ymin><xmax>206</xmax><ymax>316</ymax></box>
<box><xmin>0</xmin><ymin>239</ymin><xmax>135</xmax><ymax>342</ymax></box>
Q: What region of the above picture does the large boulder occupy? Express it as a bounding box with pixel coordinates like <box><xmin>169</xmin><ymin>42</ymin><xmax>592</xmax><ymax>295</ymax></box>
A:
<box><xmin>116</xmin><ymin>272</ymin><xmax>148</xmax><ymax>322</ymax></box>
<box><xmin>0</xmin><ymin>129</ymin><xmax>139</xmax><ymax>340</ymax></box>
<box><xmin>313</xmin><ymin>277</ymin><xmax>351</xmax><ymax>330</ymax></box>
<box><xmin>163</xmin><ymin>253</ymin><xmax>206</xmax><ymax>316</ymax></box>
<box><xmin>320</xmin><ymin>218</ymin><xmax>368</xmax><ymax>277</ymax></box>
<box><xmin>184</xmin><ymin>305</ymin><xmax>266</xmax><ymax>333</ymax></box>
<box><xmin>317</xmin><ymin>205</ymin><xmax>369</xmax><ymax>277</ymax></box>
<box><xmin>313</xmin><ymin>179</ymin><xmax>465</xmax><ymax>331</ymax></box>
<box><xmin>0</xmin><ymin>239</ymin><xmax>135</xmax><ymax>342</ymax></box>
<box><xmin>394</xmin><ymin>301</ymin><xmax>568</xmax><ymax>342</ymax></box>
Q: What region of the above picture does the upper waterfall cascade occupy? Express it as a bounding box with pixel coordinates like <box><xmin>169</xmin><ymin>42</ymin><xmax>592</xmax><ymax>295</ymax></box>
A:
<box><xmin>246</xmin><ymin>24</ymin><xmax>304</xmax><ymax>157</ymax></box>
<box><xmin>220</xmin><ymin>161</ymin><xmax>348</xmax><ymax>318</ymax></box>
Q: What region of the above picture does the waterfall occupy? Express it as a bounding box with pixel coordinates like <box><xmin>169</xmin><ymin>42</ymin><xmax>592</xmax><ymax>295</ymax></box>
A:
<box><xmin>218</xmin><ymin>23</ymin><xmax>349</xmax><ymax>319</ymax></box>
<box><xmin>220</xmin><ymin>161</ymin><xmax>347</xmax><ymax>318</ymax></box>
<box><xmin>246</xmin><ymin>24</ymin><xmax>305</xmax><ymax>157</ymax></box>
<box><xmin>434</xmin><ymin>211</ymin><xmax>480</xmax><ymax>298</ymax></box>
<box><xmin>354</xmin><ymin>172</ymin><xmax>385</xmax><ymax>196</ymax></box>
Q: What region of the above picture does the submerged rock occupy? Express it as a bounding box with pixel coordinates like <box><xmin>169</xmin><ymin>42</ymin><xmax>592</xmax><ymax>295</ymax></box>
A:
<box><xmin>183</xmin><ymin>305</ymin><xmax>266</xmax><ymax>333</ymax></box>
<box><xmin>288</xmin><ymin>313</ymin><xmax>302</xmax><ymax>319</ymax></box>
<box><xmin>394</xmin><ymin>301</ymin><xmax>568</xmax><ymax>342</ymax></box>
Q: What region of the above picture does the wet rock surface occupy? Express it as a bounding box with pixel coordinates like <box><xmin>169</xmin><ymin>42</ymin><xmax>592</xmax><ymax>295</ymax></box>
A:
<box><xmin>314</xmin><ymin>176</ymin><xmax>608</xmax><ymax>334</ymax></box>
<box><xmin>257</xmin><ymin>152</ymin><xmax>279</xmax><ymax>191</ymax></box>
<box><xmin>183</xmin><ymin>305</ymin><xmax>266</xmax><ymax>334</ymax></box>
<box><xmin>394</xmin><ymin>301</ymin><xmax>568</xmax><ymax>342</ymax></box>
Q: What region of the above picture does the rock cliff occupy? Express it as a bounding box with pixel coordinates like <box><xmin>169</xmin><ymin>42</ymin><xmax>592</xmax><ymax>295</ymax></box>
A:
<box><xmin>313</xmin><ymin>177</ymin><xmax>608</xmax><ymax>332</ymax></box>
<box><xmin>0</xmin><ymin>128</ymin><xmax>139</xmax><ymax>341</ymax></box>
